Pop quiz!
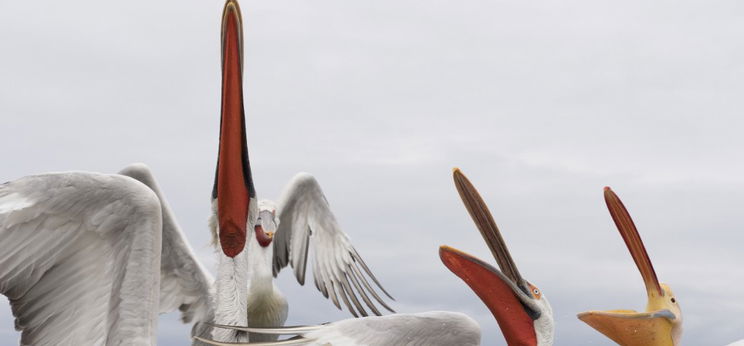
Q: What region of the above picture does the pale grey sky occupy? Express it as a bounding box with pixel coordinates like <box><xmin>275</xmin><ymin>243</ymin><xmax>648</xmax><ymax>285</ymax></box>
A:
<box><xmin>2</xmin><ymin>0</ymin><xmax>744</xmax><ymax>345</ymax></box>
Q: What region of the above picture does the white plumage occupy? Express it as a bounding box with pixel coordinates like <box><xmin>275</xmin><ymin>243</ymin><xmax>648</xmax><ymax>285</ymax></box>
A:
<box><xmin>0</xmin><ymin>165</ymin><xmax>393</xmax><ymax>346</ymax></box>
<box><xmin>207</xmin><ymin>311</ymin><xmax>481</xmax><ymax>346</ymax></box>
<box><xmin>272</xmin><ymin>173</ymin><xmax>393</xmax><ymax>319</ymax></box>
<box><xmin>302</xmin><ymin>312</ymin><xmax>480</xmax><ymax>346</ymax></box>
<box><xmin>0</xmin><ymin>164</ymin><xmax>214</xmax><ymax>345</ymax></box>
<box><xmin>305</xmin><ymin>311</ymin><xmax>481</xmax><ymax>346</ymax></box>
<box><xmin>2</xmin><ymin>1</ymin><xmax>393</xmax><ymax>344</ymax></box>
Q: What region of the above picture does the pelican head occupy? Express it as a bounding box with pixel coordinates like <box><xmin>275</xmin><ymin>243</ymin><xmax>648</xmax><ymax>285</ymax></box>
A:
<box><xmin>211</xmin><ymin>0</ymin><xmax>256</xmax><ymax>258</ymax></box>
<box><xmin>439</xmin><ymin>168</ymin><xmax>554</xmax><ymax>346</ymax></box>
<box><xmin>577</xmin><ymin>187</ymin><xmax>682</xmax><ymax>346</ymax></box>
<box><xmin>254</xmin><ymin>200</ymin><xmax>277</xmax><ymax>248</ymax></box>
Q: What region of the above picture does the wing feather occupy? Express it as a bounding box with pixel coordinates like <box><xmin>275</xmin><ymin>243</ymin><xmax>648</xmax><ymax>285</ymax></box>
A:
<box><xmin>351</xmin><ymin>248</ymin><xmax>394</xmax><ymax>300</ymax></box>
<box><xmin>0</xmin><ymin>172</ymin><xmax>163</xmax><ymax>345</ymax></box>
<box><xmin>345</xmin><ymin>265</ymin><xmax>380</xmax><ymax>316</ymax></box>
<box><xmin>348</xmin><ymin>262</ymin><xmax>394</xmax><ymax>313</ymax></box>
<box><xmin>306</xmin><ymin>312</ymin><xmax>480</xmax><ymax>346</ymax></box>
<box><xmin>272</xmin><ymin>173</ymin><xmax>393</xmax><ymax>317</ymax></box>
<box><xmin>236</xmin><ymin>312</ymin><xmax>481</xmax><ymax>346</ymax></box>
<box><xmin>118</xmin><ymin>163</ymin><xmax>214</xmax><ymax>324</ymax></box>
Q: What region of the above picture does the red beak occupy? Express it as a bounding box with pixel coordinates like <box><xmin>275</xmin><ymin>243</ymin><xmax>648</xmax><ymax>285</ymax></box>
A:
<box><xmin>440</xmin><ymin>246</ymin><xmax>537</xmax><ymax>346</ymax></box>
<box><xmin>444</xmin><ymin>168</ymin><xmax>540</xmax><ymax>346</ymax></box>
<box><xmin>213</xmin><ymin>0</ymin><xmax>254</xmax><ymax>258</ymax></box>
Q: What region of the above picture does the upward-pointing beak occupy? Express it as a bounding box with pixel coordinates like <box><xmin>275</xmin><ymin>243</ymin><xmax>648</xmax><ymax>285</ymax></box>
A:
<box><xmin>603</xmin><ymin>187</ymin><xmax>663</xmax><ymax>298</ymax></box>
<box><xmin>452</xmin><ymin>168</ymin><xmax>526</xmax><ymax>287</ymax></box>
<box><xmin>440</xmin><ymin>168</ymin><xmax>539</xmax><ymax>345</ymax></box>
<box><xmin>212</xmin><ymin>0</ymin><xmax>254</xmax><ymax>258</ymax></box>
<box><xmin>577</xmin><ymin>187</ymin><xmax>678</xmax><ymax>346</ymax></box>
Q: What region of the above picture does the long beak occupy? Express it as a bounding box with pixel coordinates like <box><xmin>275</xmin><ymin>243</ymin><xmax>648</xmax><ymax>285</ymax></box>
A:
<box><xmin>576</xmin><ymin>188</ymin><xmax>677</xmax><ymax>346</ymax></box>
<box><xmin>212</xmin><ymin>0</ymin><xmax>254</xmax><ymax>258</ymax></box>
<box><xmin>604</xmin><ymin>187</ymin><xmax>663</xmax><ymax>297</ymax></box>
<box><xmin>452</xmin><ymin>168</ymin><xmax>526</xmax><ymax>288</ymax></box>
<box><xmin>440</xmin><ymin>246</ymin><xmax>537</xmax><ymax>346</ymax></box>
<box><xmin>442</xmin><ymin>168</ymin><xmax>540</xmax><ymax>344</ymax></box>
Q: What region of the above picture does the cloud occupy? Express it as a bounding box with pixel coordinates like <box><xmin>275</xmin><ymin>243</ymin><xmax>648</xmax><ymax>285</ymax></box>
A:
<box><xmin>2</xmin><ymin>0</ymin><xmax>744</xmax><ymax>345</ymax></box>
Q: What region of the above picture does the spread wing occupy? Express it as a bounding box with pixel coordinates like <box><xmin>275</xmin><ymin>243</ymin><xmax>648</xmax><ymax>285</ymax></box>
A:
<box><xmin>303</xmin><ymin>312</ymin><xmax>480</xmax><ymax>346</ymax></box>
<box><xmin>0</xmin><ymin>164</ymin><xmax>215</xmax><ymax>345</ymax></box>
<box><xmin>118</xmin><ymin>163</ymin><xmax>214</xmax><ymax>324</ymax></box>
<box><xmin>0</xmin><ymin>171</ymin><xmax>164</xmax><ymax>345</ymax></box>
<box><xmin>201</xmin><ymin>311</ymin><xmax>481</xmax><ymax>346</ymax></box>
<box><xmin>271</xmin><ymin>173</ymin><xmax>393</xmax><ymax>317</ymax></box>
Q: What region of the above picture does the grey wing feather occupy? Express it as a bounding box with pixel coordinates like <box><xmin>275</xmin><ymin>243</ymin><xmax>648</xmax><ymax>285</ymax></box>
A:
<box><xmin>0</xmin><ymin>171</ymin><xmax>164</xmax><ymax>345</ymax></box>
<box><xmin>118</xmin><ymin>163</ymin><xmax>214</xmax><ymax>324</ymax></box>
<box><xmin>238</xmin><ymin>312</ymin><xmax>481</xmax><ymax>346</ymax></box>
<box><xmin>307</xmin><ymin>312</ymin><xmax>481</xmax><ymax>346</ymax></box>
<box><xmin>271</xmin><ymin>173</ymin><xmax>394</xmax><ymax>318</ymax></box>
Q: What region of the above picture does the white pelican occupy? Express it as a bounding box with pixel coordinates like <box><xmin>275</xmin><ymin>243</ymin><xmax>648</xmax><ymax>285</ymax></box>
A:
<box><xmin>577</xmin><ymin>187</ymin><xmax>683</xmax><ymax>346</ymax></box>
<box><xmin>208</xmin><ymin>0</ymin><xmax>393</xmax><ymax>342</ymax></box>
<box><xmin>195</xmin><ymin>168</ymin><xmax>554</xmax><ymax>345</ymax></box>
<box><xmin>0</xmin><ymin>0</ymin><xmax>391</xmax><ymax>344</ymax></box>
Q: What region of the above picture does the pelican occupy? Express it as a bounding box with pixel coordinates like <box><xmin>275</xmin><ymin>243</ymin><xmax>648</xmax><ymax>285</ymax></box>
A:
<box><xmin>446</xmin><ymin>168</ymin><xmax>553</xmax><ymax>345</ymax></box>
<box><xmin>209</xmin><ymin>0</ymin><xmax>392</xmax><ymax>342</ymax></box>
<box><xmin>0</xmin><ymin>0</ymin><xmax>390</xmax><ymax>344</ymax></box>
<box><xmin>577</xmin><ymin>187</ymin><xmax>683</xmax><ymax>346</ymax></box>
<box><xmin>195</xmin><ymin>168</ymin><xmax>554</xmax><ymax>346</ymax></box>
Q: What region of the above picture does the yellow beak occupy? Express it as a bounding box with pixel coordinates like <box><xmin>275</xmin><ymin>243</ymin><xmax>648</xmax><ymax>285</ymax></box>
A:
<box><xmin>578</xmin><ymin>309</ymin><xmax>675</xmax><ymax>346</ymax></box>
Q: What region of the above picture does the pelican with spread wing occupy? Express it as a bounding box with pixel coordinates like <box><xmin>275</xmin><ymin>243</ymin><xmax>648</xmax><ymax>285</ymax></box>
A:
<box><xmin>0</xmin><ymin>0</ymin><xmax>390</xmax><ymax>344</ymax></box>
<box><xmin>224</xmin><ymin>172</ymin><xmax>395</xmax><ymax>343</ymax></box>
<box><xmin>207</xmin><ymin>0</ymin><xmax>392</xmax><ymax>343</ymax></box>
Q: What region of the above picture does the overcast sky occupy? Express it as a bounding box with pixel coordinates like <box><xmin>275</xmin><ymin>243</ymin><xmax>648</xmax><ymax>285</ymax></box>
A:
<box><xmin>2</xmin><ymin>0</ymin><xmax>744</xmax><ymax>345</ymax></box>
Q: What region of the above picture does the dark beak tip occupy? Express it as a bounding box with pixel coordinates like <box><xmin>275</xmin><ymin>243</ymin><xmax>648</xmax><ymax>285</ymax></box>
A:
<box><xmin>225</xmin><ymin>0</ymin><xmax>240</xmax><ymax>11</ymax></box>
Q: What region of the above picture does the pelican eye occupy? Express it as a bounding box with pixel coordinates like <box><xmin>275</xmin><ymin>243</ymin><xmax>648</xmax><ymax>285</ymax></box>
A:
<box><xmin>527</xmin><ymin>283</ymin><xmax>542</xmax><ymax>299</ymax></box>
<box><xmin>671</xmin><ymin>297</ymin><xmax>676</xmax><ymax>303</ymax></box>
